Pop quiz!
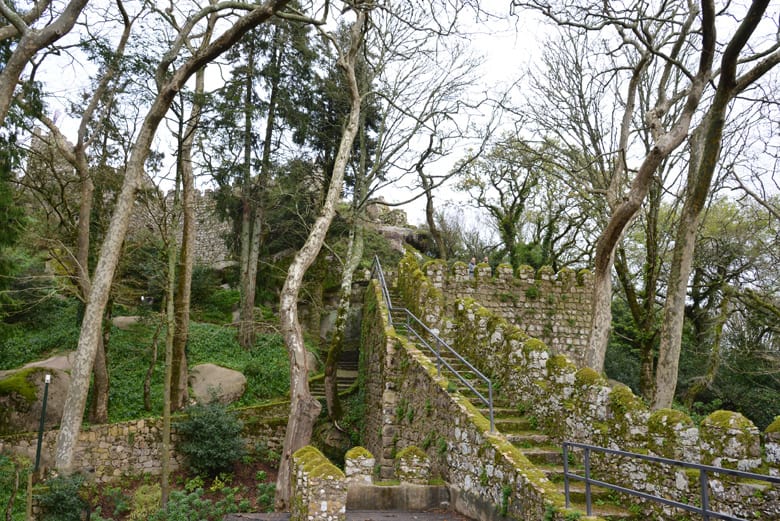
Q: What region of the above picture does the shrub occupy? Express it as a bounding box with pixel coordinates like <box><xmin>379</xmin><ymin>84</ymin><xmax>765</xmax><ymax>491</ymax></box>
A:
<box><xmin>36</xmin><ymin>474</ymin><xmax>88</xmax><ymax>521</ymax></box>
<box><xmin>176</xmin><ymin>401</ymin><xmax>245</xmax><ymax>476</ymax></box>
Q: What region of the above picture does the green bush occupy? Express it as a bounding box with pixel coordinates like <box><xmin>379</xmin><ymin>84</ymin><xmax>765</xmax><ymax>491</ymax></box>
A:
<box><xmin>176</xmin><ymin>401</ymin><xmax>246</xmax><ymax>477</ymax></box>
<box><xmin>36</xmin><ymin>474</ymin><xmax>89</xmax><ymax>521</ymax></box>
<box><xmin>192</xmin><ymin>288</ymin><xmax>240</xmax><ymax>324</ymax></box>
<box><xmin>147</xmin><ymin>487</ymin><xmax>241</xmax><ymax>521</ymax></box>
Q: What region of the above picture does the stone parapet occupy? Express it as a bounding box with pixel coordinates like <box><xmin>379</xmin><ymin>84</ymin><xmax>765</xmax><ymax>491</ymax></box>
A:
<box><xmin>291</xmin><ymin>446</ymin><xmax>346</xmax><ymax>521</ymax></box>
<box><xmin>417</xmin><ymin>256</ymin><xmax>593</xmax><ymax>368</ymax></box>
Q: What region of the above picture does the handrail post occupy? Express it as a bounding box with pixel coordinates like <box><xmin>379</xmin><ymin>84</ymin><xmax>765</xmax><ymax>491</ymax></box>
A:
<box><xmin>488</xmin><ymin>381</ymin><xmax>494</xmax><ymax>432</ymax></box>
<box><xmin>563</xmin><ymin>443</ymin><xmax>571</xmax><ymax>509</ymax></box>
<box><xmin>700</xmin><ymin>469</ymin><xmax>710</xmax><ymax>521</ymax></box>
<box><xmin>584</xmin><ymin>447</ymin><xmax>592</xmax><ymax>516</ymax></box>
<box><xmin>435</xmin><ymin>337</ymin><xmax>442</xmax><ymax>376</ymax></box>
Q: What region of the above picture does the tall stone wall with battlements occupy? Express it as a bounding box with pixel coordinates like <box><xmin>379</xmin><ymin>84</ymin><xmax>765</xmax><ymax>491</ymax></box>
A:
<box><xmin>402</xmin><ymin>258</ymin><xmax>593</xmax><ymax>368</ymax></box>
<box><xmin>386</xmin><ymin>252</ymin><xmax>780</xmax><ymax>520</ymax></box>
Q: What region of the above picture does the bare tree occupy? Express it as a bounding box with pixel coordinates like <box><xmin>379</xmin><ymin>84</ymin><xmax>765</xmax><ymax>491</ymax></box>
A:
<box><xmin>0</xmin><ymin>0</ymin><xmax>91</xmax><ymax>123</ymax></box>
<box><xmin>16</xmin><ymin>0</ymin><xmax>137</xmax><ymax>422</ymax></box>
<box><xmin>54</xmin><ymin>0</ymin><xmax>293</xmax><ymax>474</ymax></box>
<box><xmin>654</xmin><ymin>0</ymin><xmax>780</xmax><ymax>408</ymax></box>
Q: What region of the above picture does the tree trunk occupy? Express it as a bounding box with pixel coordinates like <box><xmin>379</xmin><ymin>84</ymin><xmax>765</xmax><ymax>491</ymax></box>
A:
<box><xmin>239</xmin><ymin>41</ymin><xmax>258</xmax><ymax>349</ymax></box>
<box><xmin>324</xmin><ymin>224</ymin><xmax>363</xmax><ymax>420</ymax></box>
<box><xmin>171</xmin><ymin>55</ymin><xmax>209</xmax><ymax>409</ymax></box>
<box><xmin>54</xmin><ymin>0</ymin><xmax>290</xmax><ymax>473</ymax></box>
<box><xmin>653</xmin><ymin>0</ymin><xmax>772</xmax><ymax>408</ymax></box>
<box><xmin>275</xmin><ymin>11</ymin><xmax>366</xmax><ymax>509</ymax></box>
<box><xmin>143</xmin><ymin>321</ymin><xmax>163</xmax><ymax>411</ymax></box>
<box><xmin>683</xmin><ymin>293</ymin><xmax>729</xmax><ymax>408</ymax></box>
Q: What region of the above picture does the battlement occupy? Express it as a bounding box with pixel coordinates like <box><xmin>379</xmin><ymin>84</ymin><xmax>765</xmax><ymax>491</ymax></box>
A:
<box><xmin>391</xmin><ymin>252</ymin><xmax>780</xmax><ymax>519</ymax></box>
<box><xmin>415</xmin><ymin>258</ymin><xmax>593</xmax><ymax>367</ymax></box>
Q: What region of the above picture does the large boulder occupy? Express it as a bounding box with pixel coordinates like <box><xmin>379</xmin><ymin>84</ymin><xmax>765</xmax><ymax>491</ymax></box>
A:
<box><xmin>0</xmin><ymin>366</ymin><xmax>70</xmax><ymax>435</ymax></box>
<box><xmin>188</xmin><ymin>364</ymin><xmax>246</xmax><ymax>405</ymax></box>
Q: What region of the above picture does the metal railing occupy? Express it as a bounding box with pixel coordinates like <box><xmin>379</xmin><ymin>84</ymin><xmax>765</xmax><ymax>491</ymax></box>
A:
<box><xmin>563</xmin><ymin>441</ymin><xmax>780</xmax><ymax>521</ymax></box>
<box><xmin>371</xmin><ymin>256</ymin><xmax>494</xmax><ymax>432</ymax></box>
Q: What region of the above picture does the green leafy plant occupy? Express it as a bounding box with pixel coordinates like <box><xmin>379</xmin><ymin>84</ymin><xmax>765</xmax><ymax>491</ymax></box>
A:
<box><xmin>176</xmin><ymin>401</ymin><xmax>246</xmax><ymax>477</ymax></box>
<box><xmin>36</xmin><ymin>474</ymin><xmax>88</xmax><ymax>521</ymax></box>
<box><xmin>499</xmin><ymin>485</ymin><xmax>512</xmax><ymax>516</ymax></box>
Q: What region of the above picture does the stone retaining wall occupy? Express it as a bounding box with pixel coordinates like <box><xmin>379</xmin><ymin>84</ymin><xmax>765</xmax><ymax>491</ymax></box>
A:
<box><xmin>0</xmin><ymin>401</ymin><xmax>289</xmax><ymax>482</ymax></box>
<box><xmin>393</xmin><ymin>252</ymin><xmax>780</xmax><ymax>520</ymax></box>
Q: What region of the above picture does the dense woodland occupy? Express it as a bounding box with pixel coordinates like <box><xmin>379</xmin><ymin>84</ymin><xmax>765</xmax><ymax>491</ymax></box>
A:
<box><xmin>1</xmin><ymin>0</ymin><xmax>779</xmax><ymax>516</ymax></box>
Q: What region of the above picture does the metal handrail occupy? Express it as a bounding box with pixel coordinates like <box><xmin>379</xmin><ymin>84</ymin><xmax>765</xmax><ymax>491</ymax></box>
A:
<box><xmin>563</xmin><ymin>441</ymin><xmax>780</xmax><ymax>521</ymax></box>
<box><xmin>370</xmin><ymin>256</ymin><xmax>494</xmax><ymax>432</ymax></box>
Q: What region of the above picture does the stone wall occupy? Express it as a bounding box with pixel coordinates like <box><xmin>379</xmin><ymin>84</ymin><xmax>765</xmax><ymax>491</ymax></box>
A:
<box><xmin>361</xmin><ymin>280</ymin><xmax>591</xmax><ymax>521</ymax></box>
<box><xmin>0</xmin><ymin>401</ymin><xmax>289</xmax><ymax>482</ymax></box>
<box><xmin>392</xmin><ymin>253</ymin><xmax>780</xmax><ymax>520</ymax></box>
<box><xmin>291</xmin><ymin>445</ymin><xmax>346</xmax><ymax>521</ymax></box>
<box><xmin>412</xmin><ymin>259</ymin><xmax>592</xmax><ymax>368</ymax></box>
<box><xmin>127</xmin><ymin>189</ymin><xmax>233</xmax><ymax>269</ymax></box>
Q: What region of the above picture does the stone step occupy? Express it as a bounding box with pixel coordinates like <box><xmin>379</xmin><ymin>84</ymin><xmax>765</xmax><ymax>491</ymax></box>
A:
<box><xmin>517</xmin><ymin>446</ymin><xmax>563</xmax><ymax>466</ymax></box>
<box><xmin>504</xmin><ymin>431</ymin><xmax>550</xmax><ymax>446</ymax></box>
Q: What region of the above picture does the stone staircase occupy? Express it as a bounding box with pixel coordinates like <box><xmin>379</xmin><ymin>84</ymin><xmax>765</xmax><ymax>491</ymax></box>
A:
<box><xmin>310</xmin><ymin>349</ymin><xmax>360</xmax><ymax>403</ymax></box>
<box><xmin>386</xmin><ymin>289</ymin><xmax>634</xmax><ymax>520</ymax></box>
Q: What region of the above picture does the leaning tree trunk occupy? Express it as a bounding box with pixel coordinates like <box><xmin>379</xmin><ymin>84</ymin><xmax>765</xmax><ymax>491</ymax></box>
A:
<box><xmin>54</xmin><ymin>0</ymin><xmax>291</xmax><ymax>473</ymax></box>
<box><xmin>324</xmin><ymin>224</ymin><xmax>364</xmax><ymax>420</ymax></box>
<box><xmin>275</xmin><ymin>11</ymin><xmax>365</xmax><ymax>510</ymax></box>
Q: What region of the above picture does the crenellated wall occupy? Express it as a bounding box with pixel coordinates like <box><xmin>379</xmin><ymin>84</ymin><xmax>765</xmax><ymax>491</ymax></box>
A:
<box><xmin>127</xmin><ymin>189</ymin><xmax>233</xmax><ymax>269</ymax></box>
<box><xmin>361</xmin><ymin>278</ymin><xmax>594</xmax><ymax>521</ymax></box>
<box><xmin>402</xmin><ymin>259</ymin><xmax>593</xmax><ymax>368</ymax></box>
<box><xmin>390</xmin><ymin>252</ymin><xmax>780</xmax><ymax>520</ymax></box>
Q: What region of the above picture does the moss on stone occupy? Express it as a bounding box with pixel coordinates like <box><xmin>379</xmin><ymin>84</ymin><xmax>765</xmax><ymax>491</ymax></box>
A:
<box><xmin>766</xmin><ymin>416</ymin><xmax>780</xmax><ymax>434</ymax></box>
<box><xmin>0</xmin><ymin>367</ymin><xmax>45</xmax><ymax>403</ymax></box>
<box><xmin>703</xmin><ymin>410</ymin><xmax>755</xmax><ymax>431</ymax></box>
<box><xmin>294</xmin><ymin>445</ymin><xmax>345</xmax><ymax>479</ymax></box>
<box><xmin>523</xmin><ymin>338</ymin><xmax>548</xmax><ymax>353</ymax></box>
<box><xmin>574</xmin><ymin>367</ymin><xmax>604</xmax><ymax>387</ymax></box>
<box><xmin>422</xmin><ymin>259</ymin><xmax>446</xmax><ymax>272</ymax></box>
<box><xmin>547</xmin><ymin>354</ymin><xmax>575</xmax><ymax>373</ymax></box>
<box><xmin>576</xmin><ymin>268</ymin><xmax>592</xmax><ymax>286</ymax></box>
<box><xmin>537</xmin><ymin>266</ymin><xmax>555</xmax><ymax>278</ymax></box>
<box><xmin>396</xmin><ymin>445</ymin><xmax>427</xmax><ymax>461</ymax></box>
<box><xmin>609</xmin><ymin>384</ymin><xmax>645</xmax><ymax>416</ymax></box>
<box><xmin>345</xmin><ymin>447</ymin><xmax>373</xmax><ymax>460</ymax></box>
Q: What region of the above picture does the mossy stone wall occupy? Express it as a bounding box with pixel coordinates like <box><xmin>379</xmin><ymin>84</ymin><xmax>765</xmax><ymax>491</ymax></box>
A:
<box><xmin>0</xmin><ymin>402</ymin><xmax>288</xmax><ymax>482</ymax></box>
<box><xmin>393</xmin><ymin>254</ymin><xmax>780</xmax><ymax>520</ymax></box>
<box><xmin>421</xmin><ymin>258</ymin><xmax>592</xmax><ymax>367</ymax></box>
<box><xmin>291</xmin><ymin>445</ymin><xmax>346</xmax><ymax>521</ymax></box>
<box><xmin>362</xmin><ymin>281</ymin><xmax>590</xmax><ymax>521</ymax></box>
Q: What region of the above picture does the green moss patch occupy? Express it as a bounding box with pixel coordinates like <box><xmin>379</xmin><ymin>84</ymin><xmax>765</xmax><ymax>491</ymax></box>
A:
<box><xmin>0</xmin><ymin>367</ymin><xmax>45</xmax><ymax>403</ymax></box>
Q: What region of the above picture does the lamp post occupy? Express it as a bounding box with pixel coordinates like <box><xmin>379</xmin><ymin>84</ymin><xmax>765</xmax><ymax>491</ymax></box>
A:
<box><xmin>34</xmin><ymin>373</ymin><xmax>51</xmax><ymax>474</ymax></box>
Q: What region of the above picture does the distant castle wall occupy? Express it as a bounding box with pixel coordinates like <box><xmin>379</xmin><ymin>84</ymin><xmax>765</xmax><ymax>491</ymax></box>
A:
<box><xmin>128</xmin><ymin>189</ymin><xmax>233</xmax><ymax>269</ymax></box>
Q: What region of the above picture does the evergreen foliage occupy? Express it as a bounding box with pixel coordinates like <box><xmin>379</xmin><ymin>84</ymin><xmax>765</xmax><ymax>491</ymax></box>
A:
<box><xmin>36</xmin><ymin>474</ymin><xmax>89</xmax><ymax>521</ymax></box>
<box><xmin>176</xmin><ymin>402</ymin><xmax>246</xmax><ymax>477</ymax></box>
